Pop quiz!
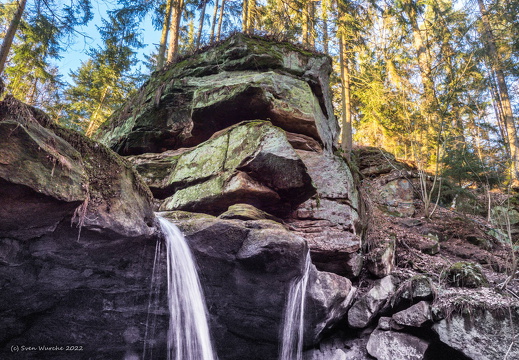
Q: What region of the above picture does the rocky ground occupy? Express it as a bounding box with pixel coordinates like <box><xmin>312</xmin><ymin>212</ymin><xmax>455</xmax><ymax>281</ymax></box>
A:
<box><xmin>310</xmin><ymin>146</ymin><xmax>519</xmax><ymax>360</ymax></box>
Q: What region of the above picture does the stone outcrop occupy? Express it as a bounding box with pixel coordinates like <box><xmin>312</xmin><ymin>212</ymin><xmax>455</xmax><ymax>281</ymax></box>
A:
<box><xmin>3</xmin><ymin>34</ymin><xmax>516</xmax><ymax>360</ymax></box>
<box><xmin>379</xmin><ymin>178</ymin><xmax>415</xmax><ymax>217</ymax></box>
<box><xmin>129</xmin><ymin>121</ymin><xmax>315</xmax><ymax>216</ymax></box>
<box><xmin>95</xmin><ymin>34</ymin><xmax>338</xmax><ymax>155</ymax></box>
<box><xmin>288</xmin><ymin>150</ymin><xmax>363</xmax><ymax>277</ymax></box>
<box><xmin>0</xmin><ymin>97</ymin><xmax>156</xmax><ymax>239</ymax></box>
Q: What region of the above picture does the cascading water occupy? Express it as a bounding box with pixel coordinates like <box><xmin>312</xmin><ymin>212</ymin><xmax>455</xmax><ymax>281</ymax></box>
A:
<box><xmin>279</xmin><ymin>252</ymin><xmax>311</xmax><ymax>360</ymax></box>
<box><xmin>145</xmin><ymin>216</ymin><xmax>216</xmax><ymax>360</ymax></box>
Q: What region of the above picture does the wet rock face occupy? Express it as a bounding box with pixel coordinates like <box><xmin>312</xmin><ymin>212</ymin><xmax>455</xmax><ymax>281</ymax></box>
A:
<box><xmin>163</xmin><ymin>212</ymin><xmax>354</xmax><ymax>360</ymax></box>
<box><xmin>96</xmin><ymin>34</ymin><xmax>338</xmax><ymax>155</ymax></box>
<box><xmin>0</xmin><ymin>224</ymin><xmax>162</xmax><ymax>360</ymax></box>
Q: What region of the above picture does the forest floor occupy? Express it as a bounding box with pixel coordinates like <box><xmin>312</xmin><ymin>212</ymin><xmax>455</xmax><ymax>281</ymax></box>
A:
<box><xmin>356</xmin><ymin>147</ymin><xmax>519</xmax><ymax>312</ymax></box>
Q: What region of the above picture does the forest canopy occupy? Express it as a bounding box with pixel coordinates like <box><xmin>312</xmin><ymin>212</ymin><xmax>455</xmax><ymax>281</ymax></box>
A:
<box><xmin>1</xmin><ymin>0</ymin><xmax>519</xmax><ymax>191</ymax></box>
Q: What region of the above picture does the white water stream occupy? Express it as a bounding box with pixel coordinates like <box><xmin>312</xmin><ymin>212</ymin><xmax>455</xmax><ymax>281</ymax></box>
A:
<box><xmin>279</xmin><ymin>252</ymin><xmax>311</xmax><ymax>360</ymax></box>
<box><xmin>145</xmin><ymin>217</ymin><xmax>216</xmax><ymax>360</ymax></box>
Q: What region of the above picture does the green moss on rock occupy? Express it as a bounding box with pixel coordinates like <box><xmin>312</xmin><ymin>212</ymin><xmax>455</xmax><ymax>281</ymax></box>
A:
<box><xmin>445</xmin><ymin>262</ymin><xmax>487</xmax><ymax>288</ymax></box>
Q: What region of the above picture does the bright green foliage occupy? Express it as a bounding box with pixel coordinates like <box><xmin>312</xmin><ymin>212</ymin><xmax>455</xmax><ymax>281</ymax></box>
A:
<box><xmin>63</xmin><ymin>10</ymin><xmax>144</xmax><ymax>135</ymax></box>
<box><xmin>0</xmin><ymin>0</ymin><xmax>92</xmax><ymax>116</ymax></box>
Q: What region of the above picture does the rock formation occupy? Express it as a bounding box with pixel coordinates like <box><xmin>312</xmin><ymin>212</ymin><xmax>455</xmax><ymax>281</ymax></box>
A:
<box><xmin>1</xmin><ymin>34</ymin><xmax>519</xmax><ymax>360</ymax></box>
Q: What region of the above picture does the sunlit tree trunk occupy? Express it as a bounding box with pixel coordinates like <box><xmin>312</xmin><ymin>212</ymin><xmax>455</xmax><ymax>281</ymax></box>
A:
<box><xmin>478</xmin><ymin>0</ymin><xmax>519</xmax><ymax>183</ymax></box>
<box><xmin>86</xmin><ymin>85</ymin><xmax>110</xmax><ymax>137</ymax></box>
<box><xmin>166</xmin><ymin>0</ymin><xmax>185</xmax><ymax>63</ymax></box>
<box><xmin>157</xmin><ymin>0</ymin><xmax>174</xmax><ymax>69</ymax></box>
<box><xmin>0</xmin><ymin>0</ymin><xmax>27</xmax><ymax>76</ymax></box>
<box><xmin>210</xmin><ymin>0</ymin><xmax>219</xmax><ymax>43</ymax></box>
<box><xmin>321</xmin><ymin>0</ymin><xmax>330</xmax><ymax>54</ymax></box>
<box><xmin>405</xmin><ymin>1</ymin><xmax>436</xmax><ymax>120</ymax></box>
<box><xmin>196</xmin><ymin>0</ymin><xmax>208</xmax><ymax>49</ymax></box>
<box><xmin>308</xmin><ymin>0</ymin><xmax>315</xmax><ymax>48</ymax></box>
<box><xmin>302</xmin><ymin>0</ymin><xmax>309</xmax><ymax>45</ymax></box>
<box><xmin>336</xmin><ymin>0</ymin><xmax>352</xmax><ymax>159</ymax></box>
<box><xmin>339</xmin><ymin>31</ymin><xmax>352</xmax><ymax>159</ymax></box>
<box><xmin>242</xmin><ymin>0</ymin><xmax>249</xmax><ymax>33</ymax></box>
<box><xmin>247</xmin><ymin>0</ymin><xmax>256</xmax><ymax>33</ymax></box>
<box><xmin>216</xmin><ymin>0</ymin><xmax>226</xmax><ymax>41</ymax></box>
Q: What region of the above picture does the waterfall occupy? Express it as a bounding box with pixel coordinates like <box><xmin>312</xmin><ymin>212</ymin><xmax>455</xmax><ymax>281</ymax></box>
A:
<box><xmin>147</xmin><ymin>216</ymin><xmax>216</xmax><ymax>360</ymax></box>
<box><xmin>279</xmin><ymin>252</ymin><xmax>311</xmax><ymax>360</ymax></box>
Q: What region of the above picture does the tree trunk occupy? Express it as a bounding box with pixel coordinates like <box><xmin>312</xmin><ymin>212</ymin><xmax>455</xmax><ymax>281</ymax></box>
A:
<box><xmin>308</xmin><ymin>0</ymin><xmax>315</xmax><ymax>48</ymax></box>
<box><xmin>247</xmin><ymin>0</ymin><xmax>256</xmax><ymax>34</ymax></box>
<box><xmin>210</xmin><ymin>0</ymin><xmax>219</xmax><ymax>43</ymax></box>
<box><xmin>0</xmin><ymin>0</ymin><xmax>28</xmax><ymax>77</ymax></box>
<box><xmin>302</xmin><ymin>0</ymin><xmax>309</xmax><ymax>45</ymax></box>
<box><xmin>339</xmin><ymin>31</ymin><xmax>352</xmax><ymax>159</ymax></box>
<box><xmin>406</xmin><ymin>1</ymin><xmax>436</xmax><ymax>118</ymax></box>
<box><xmin>478</xmin><ymin>0</ymin><xmax>519</xmax><ymax>183</ymax></box>
<box><xmin>86</xmin><ymin>85</ymin><xmax>110</xmax><ymax>137</ymax></box>
<box><xmin>216</xmin><ymin>0</ymin><xmax>226</xmax><ymax>41</ymax></box>
<box><xmin>166</xmin><ymin>0</ymin><xmax>185</xmax><ymax>63</ymax></box>
<box><xmin>196</xmin><ymin>0</ymin><xmax>208</xmax><ymax>49</ymax></box>
<box><xmin>321</xmin><ymin>0</ymin><xmax>330</xmax><ymax>54</ymax></box>
<box><xmin>242</xmin><ymin>0</ymin><xmax>249</xmax><ymax>33</ymax></box>
<box><xmin>157</xmin><ymin>0</ymin><xmax>174</xmax><ymax>69</ymax></box>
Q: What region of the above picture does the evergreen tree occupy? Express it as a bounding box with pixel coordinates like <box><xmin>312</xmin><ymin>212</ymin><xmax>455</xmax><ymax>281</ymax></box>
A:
<box><xmin>63</xmin><ymin>9</ymin><xmax>144</xmax><ymax>135</ymax></box>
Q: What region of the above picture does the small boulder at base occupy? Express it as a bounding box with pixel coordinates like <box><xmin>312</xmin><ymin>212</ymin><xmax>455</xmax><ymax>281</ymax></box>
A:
<box><xmin>392</xmin><ymin>301</ymin><xmax>432</xmax><ymax>328</ymax></box>
<box><xmin>391</xmin><ymin>275</ymin><xmax>435</xmax><ymax>309</ymax></box>
<box><xmin>366</xmin><ymin>236</ymin><xmax>396</xmax><ymax>278</ymax></box>
<box><xmin>348</xmin><ymin>276</ymin><xmax>397</xmax><ymax>329</ymax></box>
<box><xmin>366</xmin><ymin>329</ymin><xmax>430</xmax><ymax>360</ymax></box>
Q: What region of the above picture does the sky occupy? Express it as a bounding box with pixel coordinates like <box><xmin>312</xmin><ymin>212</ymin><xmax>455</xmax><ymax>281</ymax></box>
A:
<box><xmin>55</xmin><ymin>1</ymin><xmax>160</xmax><ymax>84</ymax></box>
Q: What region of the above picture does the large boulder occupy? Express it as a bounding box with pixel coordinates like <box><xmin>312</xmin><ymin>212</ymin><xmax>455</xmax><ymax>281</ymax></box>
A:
<box><xmin>432</xmin><ymin>308</ymin><xmax>519</xmax><ymax>360</ymax></box>
<box><xmin>96</xmin><ymin>34</ymin><xmax>338</xmax><ymax>155</ymax></box>
<box><xmin>163</xmin><ymin>211</ymin><xmax>355</xmax><ymax>360</ymax></box>
<box><xmin>0</xmin><ymin>120</ymin><xmax>88</xmax><ymax>240</ymax></box>
<box><xmin>128</xmin><ymin>121</ymin><xmax>315</xmax><ymax>216</ymax></box>
<box><xmin>0</xmin><ymin>97</ymin><xmax>156</xmax><ymax>239</ymax></box>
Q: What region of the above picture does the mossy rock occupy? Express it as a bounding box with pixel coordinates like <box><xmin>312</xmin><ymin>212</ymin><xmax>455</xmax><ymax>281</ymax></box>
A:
<box><xmin>0</xmin><ymin>96</ymin><xmax>156</xmax><ymax>239</ymax></box>
<box><xmin>156</xmin><ymin>121</ymin><xmax>315</xmax><ymax>216</ymax></box>
<box><xmin>445</xmin><ymin>262</ymin><xmax>487</xmax><ymax>288</ymax></box>
<box><xmin>95</xmin><ymin>33</ymin><xmax>338</xmax><ymax>155</ymax></box>
<box><xmin>466</xmin><ymin>235</ymin><xmax>493</xmax><ymax>250</ymax></box>
<box><xmin>218</xmin><ymin>203</ymin><xmax>282</xmax><ymax>223</ymax></box>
